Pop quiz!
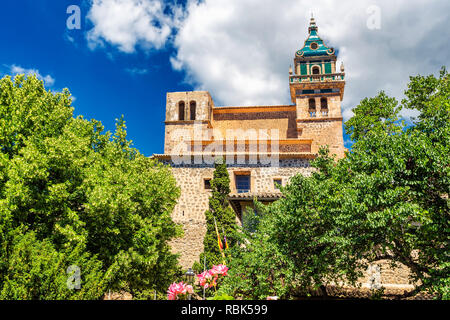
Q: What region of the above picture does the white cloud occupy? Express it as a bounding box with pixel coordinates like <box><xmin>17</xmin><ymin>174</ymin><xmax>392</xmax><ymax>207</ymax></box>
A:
<box><xmin>85</xmin><ymin>0</ymin><xmax>450</xmax><ymax>120</ymax></box>
<box><xmin>9</xmin><ymin>64</ymin><xmax>55</xmax><ymax>86</ymax></box>
<box><xmin>86</xmin><ymin>0</ymin><xmax>179</xmax><ymax>53</ymax></box>
<box><xmin>170</xmin><ymin>0</ymin><xmax>450</xmax><ymax>118</ymax></box>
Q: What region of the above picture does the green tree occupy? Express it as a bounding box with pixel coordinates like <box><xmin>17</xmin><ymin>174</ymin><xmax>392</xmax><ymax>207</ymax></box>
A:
<box><xmin>198</xmin><ymin>159</ymin><xmax>237</xmax><ymax>269</ymax></box>
<box><xmin>221</xmin><ymin>68</ymin><xmax>449</xmax><ymax>299</ymax></box>
<box><xmin>344</xmin><ymin>90</ymin><xmax>403</xmax><ymax>142</ymax></box>
<box><xmin>0</xmin><ymin>74</ymin><xmax>182</xmax><ymax>299</ymax></box>
<box><xmin>218</xmin><ymin>201</ymin><xmax>301</xmax><ymax>299</ymax></box>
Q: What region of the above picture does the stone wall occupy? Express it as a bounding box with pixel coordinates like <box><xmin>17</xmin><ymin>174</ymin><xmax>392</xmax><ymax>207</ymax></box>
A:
<box><xmin>166</xmin><ymin>91</ymin><xmax>213</xmax><ymax>122</ymax></box>
<box><xmin>357</xmin><ymin>260</ymin><xmax>414</xmax><ymax>293</ymax></box>
<box><xmin>295</xmin><ymin>93</ymin><xmax>346</xmax><ymax>158</ymax></box>
<box><xmin>161</xmin><ymin>90</ymin><xmax>413</xmax><ymax>297</ymax></box>
<box><xmin>297</xmin><ymin>118</ymin><xmax>345</xmax><ymax>158</ymax></box>
<box><xmin>166</xmin><ymin>158</ymin><xmax>313</xmax><ymax>269</ymax></box>
<box><xmin>166</xmin><ymin>158</ymin><xmax>416</xmax><ymax>296</ymax></box>
<box><xmin>212</xmin><ymin>107</ymin><xmax>298</xmax><ymax>139</ymax></box>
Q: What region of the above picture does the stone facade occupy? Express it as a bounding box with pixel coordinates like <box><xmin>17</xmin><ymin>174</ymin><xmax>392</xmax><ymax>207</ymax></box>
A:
<box><xmin>152</xmin><ymin>17</ymin><xmax>416</xmax><ymax>297</ymax></box>
<box><xmin>163</xmin><ymin>159</ymin><xmax>314</xmax><ymax>268</ymax></box>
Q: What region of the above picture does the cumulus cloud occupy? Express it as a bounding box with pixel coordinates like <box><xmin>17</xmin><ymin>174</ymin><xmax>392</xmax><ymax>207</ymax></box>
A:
<box><xmin>8</xmin><ymin>64</ymin><xmax>55</xmax><ymax>86</ymax></box>
<box><xmin>85</xmin><ymin>0</ymin><xmax>450</xmax><ymax>120</ymax></box>
<box><xmin>171</xmin><ymin>0</ymin><xmax>450</xmax><ymax>119</ymax></box>
<box><xmin>86</xmin><ymin>0</ymin><xmax>181</xmax><ymax>53</ymax></box>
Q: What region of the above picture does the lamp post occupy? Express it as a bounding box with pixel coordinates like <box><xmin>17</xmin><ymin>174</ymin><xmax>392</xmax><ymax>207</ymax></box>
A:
<box><xmin>185</xmin><ymin>268</ymin><xmax>195</xmax><ymax>300</ymax></box>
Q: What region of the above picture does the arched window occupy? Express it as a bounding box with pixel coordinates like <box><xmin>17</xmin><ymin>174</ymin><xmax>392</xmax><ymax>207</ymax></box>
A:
<box><xmin>308</xmin><ymin>98</ymin><xmax>316</xmax><ymax>117</ymax></box>
<box><xmin>312</xmin><ymin>66</ymin><xmax>320</xmax><ymax>75</ymax></box>
<box><xmin>320</xmin><ymin>97</ymin><xmax>328</xmax><ymax>116</ymax></box>
<box><xmin>190</xmin><ymin>101</ymin><xmax>196</xmax><ymax>120</ymax></box>
<box><xmin>178</xmin><ymin>101</ymin><xmax>185</xmax><ymax>121</ymax></box>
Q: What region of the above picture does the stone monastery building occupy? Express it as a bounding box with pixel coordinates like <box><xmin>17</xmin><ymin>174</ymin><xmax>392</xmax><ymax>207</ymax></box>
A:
<box><xmin>153</xmin><ymin>17</ymin><xmax>346</xmax><ymax>268</ymax></box>
<box><xmin>152</xmin><ymin>18</ymin><xmax>415</xmax><ymax>296</ymax></box>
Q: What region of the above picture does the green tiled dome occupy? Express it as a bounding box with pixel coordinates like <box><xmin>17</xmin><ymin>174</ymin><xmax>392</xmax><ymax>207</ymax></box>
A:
<box><xmin>296</xmin><ymin>18</ymin><xmax>335</xmax><ymax>58</ymax></box>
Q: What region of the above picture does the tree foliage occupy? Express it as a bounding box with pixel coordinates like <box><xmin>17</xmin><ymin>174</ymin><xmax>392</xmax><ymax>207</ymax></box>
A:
<box><xmin>0</xmin><ymin>74</ymin><xmax>182</xmax><ymax>299</ymax></box>
<box><xmin>198</xmin><ymin>159</ymin><xmax>237</xmax><ymax>269</ymax></box>
<box><xmin>218</xmin><ymin>201</ymin><xmax>301</xmax><ymax>299</ymax></box>
<box><xmin>221</xmin><ymin>68</ymin><xmax>449</xmax><ymax>299</ymax></box>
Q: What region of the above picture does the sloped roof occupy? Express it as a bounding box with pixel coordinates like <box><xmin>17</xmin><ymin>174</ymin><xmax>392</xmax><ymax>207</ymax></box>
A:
<box><xmin>295</xmin><ymin>17</ymin><xmax>335</xmax><ymax>58</ymax></box>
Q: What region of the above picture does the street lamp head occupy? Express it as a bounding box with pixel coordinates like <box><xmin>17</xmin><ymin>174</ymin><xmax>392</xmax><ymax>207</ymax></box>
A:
<box><xmin>185</xmin><ymin>268</ymin><xmax>195</xmax><ymax>284</ymax></box>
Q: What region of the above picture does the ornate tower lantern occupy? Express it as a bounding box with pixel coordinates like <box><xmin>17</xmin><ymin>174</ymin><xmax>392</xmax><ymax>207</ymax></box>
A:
<box><xmin>289</xmin><ymin>16</ymin><xmax>346</xmax><ymax>156</ymax></box>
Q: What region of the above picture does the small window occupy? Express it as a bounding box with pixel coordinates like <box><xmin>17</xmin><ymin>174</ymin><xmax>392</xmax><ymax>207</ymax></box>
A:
<box><xmin>204</xmin><ymin>178</ymin><xmax>212</xmax><ymax>190</ymax></box>
<box><xmin>178</xmin><ymin>101</ymin><xmax>185</xmax><ymax>121</ymax></box>
<box><xmin>308</xmin><ymin>98</ymin><xmax>316</xmax><ymax>117</ymax></box>
<box><xmin>273</xmin><ymin>179</ymin><xmax>282</xmax><ymax>190</ymax></box>
<box><xmin>310</xmin><ymin>42</ymin><xmax>318</xmax><ymax>50</ymax></box>
<box><xmin>312</xmin><ymin>66</ymin><xmax>320</xmax><ymax>75</ymax></box>
<box><xmin>320</xmin><ymin>97</ymin><xmax>328</xmax><ymax>109</ymax></box>
<box><xmin>190</xmin><ymin>101</ymin><xmax>196</xmax><ymax>120</ymax></box>
<box><xmin>235</xmin><ymin>174</ymin><xmax>250</xmax><ymax>193</ymax></box>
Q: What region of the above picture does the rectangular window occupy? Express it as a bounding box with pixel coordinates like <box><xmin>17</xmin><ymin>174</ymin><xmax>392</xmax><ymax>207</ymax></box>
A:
<box><xmin>235</xmin><ymin>175</ymin><xmax>250</xmax><ymax>193</ymax></box>
<box><xmin>273</xmin><ymin>179</ymin><xmax>282</xmax><ymax>190</ymax></box>
<box><xmin>325</xmin><ymin>62</ymin><xmax>332</xmax><ymax>74</ymax></box>
<box><xmin>204</xmin><ymin>178</ymin><xmax>212</xmax><ymax>190</ymax></box>
<box><xmin>300</xmin><ymin>63</ymin><xmax>307</xmax><ymax>75</ymax></box>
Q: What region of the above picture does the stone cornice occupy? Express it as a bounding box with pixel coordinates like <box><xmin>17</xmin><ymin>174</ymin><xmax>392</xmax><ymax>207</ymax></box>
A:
<box><xmin>151</xmin><ymin>152</ymin><xmax>317</xmax><ymax>160</ymax></box>
<box><xmin>164</xmin><ymin>120</ymin><xmax>211</xmax><ymax>126</ymax></box>
<box><xmin>296</xmin><ymin>117</ymin><xmax>343</xmax><ymax>122</ymax></box>
<box><xmin>212</xmin><ymin>105</ymin><xmax>296</xmax><ymax>114</ymax></box>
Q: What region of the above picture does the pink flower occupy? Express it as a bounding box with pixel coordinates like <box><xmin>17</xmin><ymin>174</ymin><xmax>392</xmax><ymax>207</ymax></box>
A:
<box><xmin>211</xmin><ymin>264</ymin><xmax>228</xmax><ymax>277</ymax></box>
<box><xmin>186</xmin><ymin>285</ymin><xmax>194</xmax><ymax>294</ymax></box>
<box><xmin>167</xmin><ymin>281</ymin><xmax>193</xmax><ymax>300</ymax></box>
<box><xmin>267</xmin><ymin>296</ymin><xmax>279</xmax><ymax>300</ymax></box>
<box><xmin>197</xmin><ymin>264</ymin><xmax>228</xmax><ymax>291</ymax></box>
<box><xmin>197</xmin><ymin>270</ymin><xmax>213</xmax><ymax>288</ymax></box>
<box><xmin>167</xmin><ymin>292</ymin><xmax>177</xmax><ymax>300</ymax></box>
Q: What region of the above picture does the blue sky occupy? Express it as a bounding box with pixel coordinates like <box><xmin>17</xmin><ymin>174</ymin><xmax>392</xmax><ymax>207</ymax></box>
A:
<box><xmin>1</xmin><ymin>0</ymin><xmax>448</xmax><ymax>156</ymax></box>
<box><xmin>0</xmin><ymin>0</ymin><xmax>190</xmax><ymax>156</ymax></box>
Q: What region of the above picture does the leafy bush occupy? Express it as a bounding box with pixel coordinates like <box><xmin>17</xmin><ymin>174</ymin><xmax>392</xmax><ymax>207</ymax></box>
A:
<box><xmin>0</xmin><ymin>74</ymin><xmax>182</xmax><ymax>299</ymax></box>
<box><xmin>220</xmin><ymin>68</ymin><xmax>449</xmax><ymax>299</ymax></box>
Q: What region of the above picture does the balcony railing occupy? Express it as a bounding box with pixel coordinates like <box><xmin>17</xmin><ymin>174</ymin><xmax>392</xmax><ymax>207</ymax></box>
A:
<box><xmin>289</xmin><ymin>73</ymin><xmax>345</xmax><ymax>84</ymax></box>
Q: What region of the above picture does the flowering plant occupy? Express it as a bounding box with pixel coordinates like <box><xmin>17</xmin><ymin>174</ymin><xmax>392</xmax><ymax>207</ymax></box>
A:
<box><xmin>167</xmin><ymin>265</ymin><xmax>229</xmax><ymax>300</ymax></box>
<box><xmin>197</xmin><ymin>264</ymin><xmax>228</xmax><ymax>291</ymax></box>
<box><xmin>197</xmin><ymin>270</ymin><xmax>215</xmax><ymax>289</ymax></box>
<box><xmin>210</xmin><ymin>264</ymin><xmax>228</xmax><ymax>277</ymax></box>
<box><xmin>167</xmin><ymin>281</ymin><xmax>194</xmax><ymax>300</ymax></box>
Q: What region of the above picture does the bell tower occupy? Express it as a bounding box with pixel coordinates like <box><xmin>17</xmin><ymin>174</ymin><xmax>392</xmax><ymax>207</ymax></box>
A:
<box><xmin>289</xmin><ymin>16</ymin><xmax>346</xmax><ymax>158</ymax></box>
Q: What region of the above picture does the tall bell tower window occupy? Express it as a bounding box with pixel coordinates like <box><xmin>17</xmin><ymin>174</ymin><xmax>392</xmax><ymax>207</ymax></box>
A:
<box><xmin>190</xmin><ymin>101</ymin><xmax>196</xmax><ymax>120</ymax></box>
<box><xmin>308</xmin><ymin>98</ymin><xmax>316</xmax><ymax>117</ymax></box>
<box><xmin>320</xmin><ymin>97</ymin><xmax>328</xmax><ymax>116</ymax></box>
<box><xmin>178</xmin><ymin>101</ymin><xmax>185</xmax><ymax>121</ymax></box>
